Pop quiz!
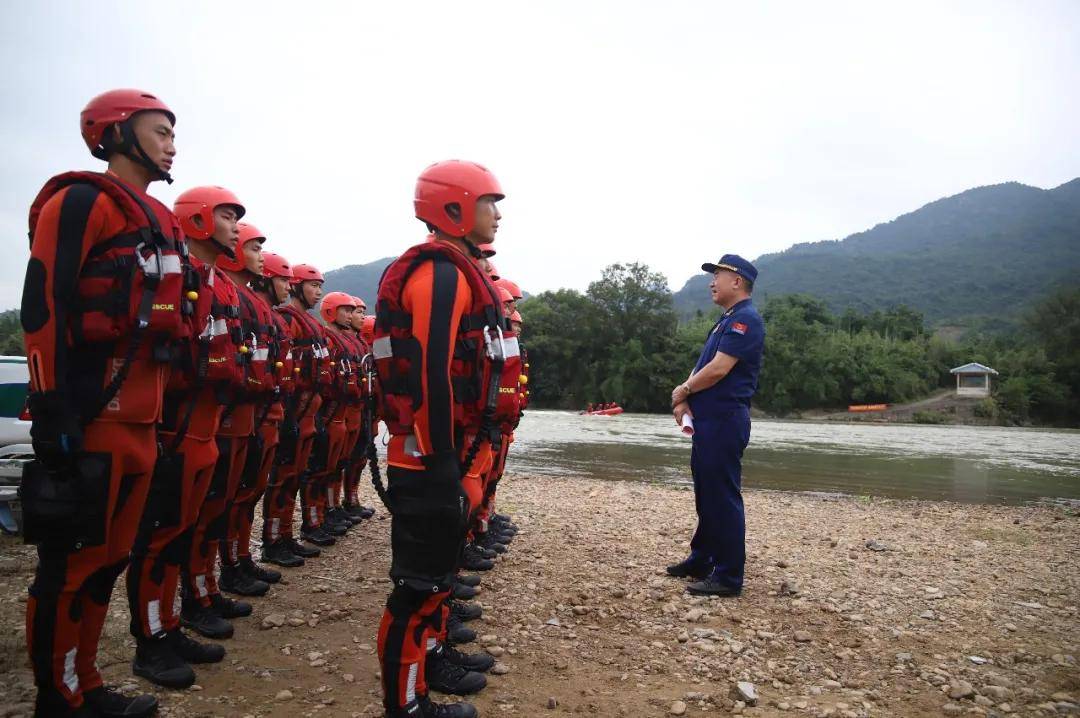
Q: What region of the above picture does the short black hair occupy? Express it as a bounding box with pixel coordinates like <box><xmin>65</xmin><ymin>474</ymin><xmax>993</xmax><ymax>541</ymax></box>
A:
<box><xmin>741</xmin><ymin>276</ymin><xmax>754</xmax><ymax>294</ymax></box>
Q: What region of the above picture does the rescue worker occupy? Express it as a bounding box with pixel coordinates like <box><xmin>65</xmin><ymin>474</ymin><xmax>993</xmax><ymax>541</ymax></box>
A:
<box><xmin>21</xmin><ymin>88</ymin><xmax>182</xmax><ymax>718</ymax></box>
<box><xmin>156</xmin><ymin>187</ymin><xmax>251</xmax><ymax>646</ymax></box>
<box><xmin>217</xmin><ymin>222</ymin><xmax>284</xmax><ymax>594</ymax></box>
<box><xmin>668</xmin><ymin>255</ymin><xmax>764</xmax><ymax>597</ymax></box>
<box><xmin>313</xmin><ymin>291</ymin><xmax>359</xmax><ymax>535</ymax></box>
<box><xmin>270</xmin><ymin>264</ymin><xmax>333</xmax><ymax>549</ymax></box>
<box><xmin>341</xmin><ymin>303</ymin><xmax>377</xmax><ymax>521</ymax></box>
<box><xmin>258</xmin><ymin>253</ymin><xmax>316</xmax><ymax>568</ymax></box>
<box><xmin>374</xmin><ymin>160</ymin><xmax>525</xmax><ymax>718</ymax></box>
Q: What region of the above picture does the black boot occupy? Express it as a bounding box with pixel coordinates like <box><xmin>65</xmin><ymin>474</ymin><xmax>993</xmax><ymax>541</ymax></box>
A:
<box><xmin>449</xmin><ymin>600</ymin><xmax>482</xmax><ymax>622</ymax></box>
<box><xmin>262</xmin><ymin>538</ymin><xmax>305</xmax><ymax>567</ymax></box>
<box><xmin>470</xmin><ymin>543</ymin><xmax>497</xmax><ymax>560</ymax></box>
<box><xmin>451</xmin><ymin>582</ymin><xmax>478</xmax><ymax>601</ymax></box>
<box><xmin>240</xmin><ymin>555</ymin><xmax>282</xmax><ymax>583</ymax></box>
<box><xmin>219</xmin><ymin>564</ymin><xmax>270</xmax><ymax>597</ymax></box>
<box><xmin>301</xmin><ymin>525</ymin><xmax>336</xmax><ymax>546</ymax></box>
<box><xmin>83</xmin><ymin>686</ymin><xmax>158</xmax><ymax>718</ymax></box>
<box><xmin>461</xmin><ymin>545</ymin><xmax>494</xmax><ymax>571</ymax></box>
<box><xmin>329</xmin><ymin>506</ymin><xmax>361</xmax><ymax>526</ymax></box>
<box><xmin>167</xmin><ymin>628</ymin><xmax>225</xmax><ymax>664</ymax></box>
<box><xmin>442</xmin><ymin>643</ymin><xmax>495</xmax><ymax>673</ymax></box>
<box><xmin>132</xmin><ymin>635</ymin><xmax>196</xmax><ymax>689</ymax></box>
<box><xmin>476</xmin><ymin>533</ymin><xmax>507</xmax><ymax>554</ymax></box>
<box><xmin>386</xmin><ymin>696</ymin><xmax>477</xmax><ymax>718</ymax></box>
<box><xmin>446</xmin><ymin>615</ymin><xmax>476</xmax><ymax>645</ymax></box>
<box><xmin>455</xmin><ymin>574</ymin><xmax>482</xmax><ymax>588</ymax></box>
<box><xmin>180</xmin><ymin>598</ymin><xmax>234</xmax><ymax>639</ymax></box>
<box><xmin>425</xmin><ymin>646</ymin><xmax>487</xmax><ymax>695</ymax></box>
<box><xmin>210</xmin><ymin>592</ymin><xmax>252</xmax><ymax>618</ymax></box>
<box><xmin>34</xmin><ymin>692</ymin><xmax>96</xmax><ymax>718</ymax></box>
<box><xmin>287</xmin><ymin>536</ymin><xmax>322</xmax><ymax>557</ymax></box>
<box><xmin>323</xmin><ymin>515</ymin><xmax>350</xmax><ymax>536</ymax></box>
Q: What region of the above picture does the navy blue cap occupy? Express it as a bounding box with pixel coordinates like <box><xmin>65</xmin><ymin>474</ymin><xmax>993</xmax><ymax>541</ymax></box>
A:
<box><xmin>702</xmin><ymin>254</ymin><xmax>758</xmax><ymax>283</ymax></box>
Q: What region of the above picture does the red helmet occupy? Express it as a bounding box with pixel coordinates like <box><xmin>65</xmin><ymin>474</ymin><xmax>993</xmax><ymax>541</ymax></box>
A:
<box><xmin>81</xmin><ymin>89</ymin><xmax>175</xmax><ymax>160</ymax></box>
<box><xmin>414</xmin><ymin>160</ymin><xmax>504</xmax><ymax>237</ymax></box>
<box><xmin>510</xmin><ymin>310</ymin><xmax>522</xmax><ymax>323</ymax></box>
<box><xmin>262</xmin><ymin>251</ymin><xmax>293</xmax><ymax>280</ymax></box>
<box><xmin>351</xmin><ymin>295</ymin><xmax>368</xmax><ymax>312</ymax></box>
<box><xmin>497</xmin><ymin>286</ymin><xmax>514</xmax><ymax>304</ymax></box>
<box><xmin>477</xmin><ymin>243</ymin><xmax>496</xmax><ymax>258</ymax></box>
<box><xmin>360</xmin><ymin>315</ymin><xmax>376</xmax><ymax>344</ymax></box>
<box><xmin>487</xmin><ymin>262</ymin><xmax>501</xmax><ymax>282</ymax></box>
<box><xmin>320</xmin><ymin>291</ymin><xmax>355</xmax><ymax>324</ymax></box>
<box><xmin>217</xmin><ymin>221</ymin><xmax>265</xmax><ymax>273</ymax></box>
<box><xmin>174</xmin><ymin>186</ymin><xmax>246</xmax><ymax>241</ymax></box>
<box><xmin>289</xmin><ymin>263</ymin><xmax>324</xmax><ymax>285</ymax></box>
<box><xmin>495</xmin><ymin>278</ymin><xmax>522</xmax><ymax>300</ymax></box>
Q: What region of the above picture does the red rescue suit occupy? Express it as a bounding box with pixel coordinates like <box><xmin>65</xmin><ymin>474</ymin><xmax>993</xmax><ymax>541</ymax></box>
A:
<box><xmin>22</xmin><ymin>171</ymin><xmax>186</xmax><ymax>711</ymax></box>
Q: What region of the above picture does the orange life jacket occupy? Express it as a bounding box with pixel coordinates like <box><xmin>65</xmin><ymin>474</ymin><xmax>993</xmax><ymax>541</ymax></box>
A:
<box><xmin>28</xmin><ymin>171</ymin><xmax>193</xmax><ymax>346</ymax></box>
<box><xmin>373</xmin><ymin>242</ymin><xmax>521</xmax><ymax>437</ymax></box>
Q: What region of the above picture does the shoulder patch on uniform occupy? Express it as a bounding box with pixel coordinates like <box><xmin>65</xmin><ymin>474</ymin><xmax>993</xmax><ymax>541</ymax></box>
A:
<box><xmin>731</xmin><ymin>322</ymin><xmax>748</xmax><ymax>335</ymax></box>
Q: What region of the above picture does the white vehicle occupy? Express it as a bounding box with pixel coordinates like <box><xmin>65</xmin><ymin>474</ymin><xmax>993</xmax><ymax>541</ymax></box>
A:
<box><xmin>0</xmin><ymin>356</ymin><xmax>30</xmax><ymax>534</ymax></box>
<box><xmin>0</xmin><ymin>356</ymin><xmax>30</xmax><ymax>447</ymax></box>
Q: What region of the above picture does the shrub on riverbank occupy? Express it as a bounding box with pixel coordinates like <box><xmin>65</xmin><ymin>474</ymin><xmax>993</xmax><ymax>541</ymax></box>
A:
<box><xmin>519</xmin><ymin>267</ymin><xmax>1078</xmax><ymax>426</ymax></box>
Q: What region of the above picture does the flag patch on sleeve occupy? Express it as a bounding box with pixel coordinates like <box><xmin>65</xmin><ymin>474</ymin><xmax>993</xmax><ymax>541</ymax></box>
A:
<box><xmin>731</xmin><ymin>322</ymin><xmax>748</xmax><ymax>335</ymax></box>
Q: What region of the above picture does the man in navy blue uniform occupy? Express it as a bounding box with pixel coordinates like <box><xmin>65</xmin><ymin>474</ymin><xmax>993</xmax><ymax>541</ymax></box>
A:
<box><xmin>668</xmin><ymin>254</ymin><xmax>765</xmax><ymax>596</ymax></box>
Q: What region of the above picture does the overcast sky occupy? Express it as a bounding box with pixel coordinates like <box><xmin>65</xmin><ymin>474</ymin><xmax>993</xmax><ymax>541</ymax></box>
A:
<box><xmin>2</xmin><ymin>1</ymin><xmax>1078</xmax><ymax>309</ymax></box>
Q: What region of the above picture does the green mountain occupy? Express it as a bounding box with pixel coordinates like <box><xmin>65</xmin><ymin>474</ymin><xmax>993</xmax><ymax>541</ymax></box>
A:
<box><xmin>674</xmin><ymin>179</ymin><xmax>1080</xmax><ymax>325</ymax></box>
<box><xmin>322</xmin><ymin>257</ymin><xmax>396</xmax><ymax>306</ymax></box>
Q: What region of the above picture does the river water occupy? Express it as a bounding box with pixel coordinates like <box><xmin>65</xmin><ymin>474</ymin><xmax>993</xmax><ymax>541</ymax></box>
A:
<box><xmin>505</xmin><ymin>410</ymin><xmax>1080</xmax><ymax>505</ymax></box>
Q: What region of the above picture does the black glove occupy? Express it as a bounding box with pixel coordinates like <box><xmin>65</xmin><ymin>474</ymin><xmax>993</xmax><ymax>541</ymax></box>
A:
<box><xmin>28</xmin><ymin>391</ymin><xmax>83</xmax><ymax>465</ymax></box>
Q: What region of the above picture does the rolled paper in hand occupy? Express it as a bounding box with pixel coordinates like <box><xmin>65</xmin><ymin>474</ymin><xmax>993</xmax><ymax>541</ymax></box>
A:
<box><xmin>681</xmin><ymin>414</ymin><xmax>694</xmax><ymax>436</ymax></box>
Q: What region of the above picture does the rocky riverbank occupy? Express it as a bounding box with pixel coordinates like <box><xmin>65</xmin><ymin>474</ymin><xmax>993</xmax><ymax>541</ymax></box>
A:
<box><xmin>0</xmin><ymin>474</ymin><xmax>1077</xmax><ymax>717</ymax></box>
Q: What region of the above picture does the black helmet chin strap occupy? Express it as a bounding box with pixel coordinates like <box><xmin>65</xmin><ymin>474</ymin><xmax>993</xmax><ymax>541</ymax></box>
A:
<box><xmin>211</xmin><ymin>238</ymin><xmax>236</xmax><ymax>260</ymax></box>
<box><xmin>119</xmin><ymin>121</ymin><xmax>173</xmax><ymax>184</ymax></box>
<box><xmin>292</xmin><ymin>284</ymin><xmax>315</xmax><ymax>310</ymax></box>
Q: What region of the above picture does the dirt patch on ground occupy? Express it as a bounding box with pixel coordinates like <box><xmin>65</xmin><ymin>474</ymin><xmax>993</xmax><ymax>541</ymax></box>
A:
<box><xmin>0</xmin><ymin>475</ymin><xmax>1077</xmax><ymax>717</ymax></box>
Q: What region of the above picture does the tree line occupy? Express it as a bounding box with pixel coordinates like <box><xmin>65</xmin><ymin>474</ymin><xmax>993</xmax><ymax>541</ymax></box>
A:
<box><xmin>1</xmin><ymin>268</ymin><xmax>1076</xmax><ymax>425</ymax></box>
<box><xmin>517</xmin><ymin>263</ymin><xmax>1079</xmax><ymax>426</ymax></box>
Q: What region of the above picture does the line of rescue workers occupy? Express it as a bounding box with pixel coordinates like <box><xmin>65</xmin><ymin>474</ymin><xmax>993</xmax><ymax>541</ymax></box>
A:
<box><xmin>19</xmin><ymin>88</ymin><xmax>528</xmax><ymax>718</ymax></box>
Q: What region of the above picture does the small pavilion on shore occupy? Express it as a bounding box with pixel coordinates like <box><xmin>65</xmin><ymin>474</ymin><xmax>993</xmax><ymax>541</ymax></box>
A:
<box><xmin>950</xmin><ymin>362</ymin><xmax>999</xmax><ymax>398</ymax></box>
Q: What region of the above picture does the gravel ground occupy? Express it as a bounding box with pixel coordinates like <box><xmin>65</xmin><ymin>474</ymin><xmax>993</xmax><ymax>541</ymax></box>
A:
<box><xmin>0</xmin><ymin>473</ymin><xmax>1077</xmax><ymax>717</ymax></box>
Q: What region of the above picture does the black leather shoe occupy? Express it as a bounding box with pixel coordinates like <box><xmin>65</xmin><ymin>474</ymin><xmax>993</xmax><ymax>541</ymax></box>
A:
<box><xmin>686</xmin><ymin>576</ymin><xmax>742</xmax><ymax>597</ymax></box>
<box><xmin>324</xmin><ymin>518</ymin><xmax>350</xmax><ymax>536</ymax></box>
<box><xmin>442</xmin><ymin>644</ymin><xmax>495</xmax><ymax>673</ymax></box>
<box><xmin>455</xmin><ymin>574</ymin><xmax>482</xmax><ymax>588</ymax></box>
<box><xmin>83</xmin><ymin>686</ymin><xmax>158</xmax><ymax>717</ymax></box>
<box><xmin>451</xmin><ymin>582</ymin><xmax>478</xmax><ymax>600</ymax></box>
<box><xmin>301</xmin><ymin>526</ymin><xmax>336</xmax><ymax>546</ymax></box>
<box><xmin>287</xmin><ymin>537</ymin><xmax>322</xmax><ymax>557</ymax></box>
<box><xmin>132</xmin><ymin>635</ymin><xmax>196</xmax><ymax>689</ymax></box>
<box><xmin>449</xmin><ymin>601</ymin><xmax>482</xmax><ymax>622</ymax></box>
<box><xmin>447</xmin><ymin>616</ymin><xmax>476</xmax><ymax>645</ymax></box>
<box><xmin>386</xmin><ymin>696</ymin><xmax>477</xmax><ymax>718</ymax></box>
<box><xmin>180</xmin><ymin>600</ymin><xmax>234</xmax><ymax>639</ymax></box>
<box><xmin>425</xmin><ymin>648</ymin><xmax>487</xmax><ymax>695</ymax></box>
<box><xmin>219</xmin><ymin>564</ymin><xmax>270</xmax><ymax>597</ymax></box>
<box><xmin>262</xmin><ymin>539</ymin><xmax>305</xmax><ymax>567</ymax></box>
<box><xmin>167</xmin><ymin>628</ymin><xmax>225</xmax><ymax>664</ymax></box>
<box><xmin>666</xmin><ymin>556</ymin><xmax>714</xmax><ymax>579</ymax></box>
<box><xmin>240</xmin><ymin>555</ymin><xmax>282</xmax><ymax>583</ymax></box>
<box><xmin>210</xmin><ymin>592</ymin><xmax>252</xmax><ymax>618</ymax></box>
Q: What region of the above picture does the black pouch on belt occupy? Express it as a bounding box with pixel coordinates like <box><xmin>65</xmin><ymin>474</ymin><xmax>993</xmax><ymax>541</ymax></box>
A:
<box><xmin>20</xmin><ymin>452</ymin><xmax>110</xmax><ymax>549</ymax></box>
